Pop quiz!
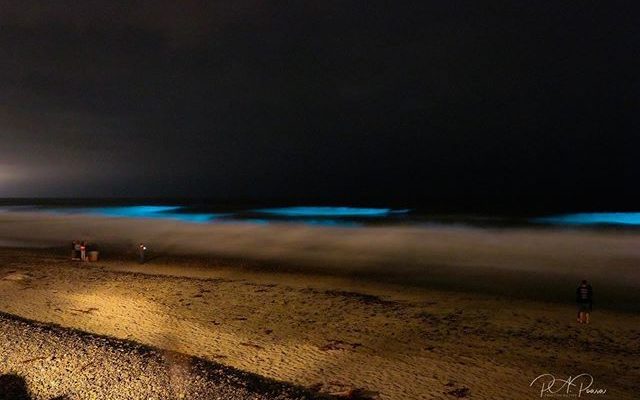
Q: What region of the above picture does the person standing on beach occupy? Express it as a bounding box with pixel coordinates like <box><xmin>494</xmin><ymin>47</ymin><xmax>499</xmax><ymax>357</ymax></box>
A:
<box><xmin>138</xmin><ymin>243</ymin><xmax>147</xmax><ymax>264</ymax></box>
<box><xmin>73</xmin><ymin>240</ymin><xmax>81</xmax><ymax>261</ymax></box>
<box><xmin>576</xmin><ymin>279</ymin><xmax>593</xmax><ymax>324</ymax></box>
<box><xmin>80</xmin><ymin>241</ymin><xmax>87</xmax><ymax>261</ymax></box>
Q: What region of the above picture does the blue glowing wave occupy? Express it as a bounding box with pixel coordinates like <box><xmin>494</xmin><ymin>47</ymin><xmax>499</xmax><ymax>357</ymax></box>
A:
<box><xmin>78</xmin><ymin>206</ymin><xmax>222</xmax><ymax>223</ymax></box>
<box><xmin>12</xmin><ymin>204</ymin><xmax>411</xmax><ymax>226</ymax></box>
<box><xmin>535</xmin><ymin>212</ymin><xmax>640</xmax><ymax>226</ymax></box>
<box><xmin>254</xmin><ymin>206</ymin><xmax>410</xmax><ymax>217</ymax></box>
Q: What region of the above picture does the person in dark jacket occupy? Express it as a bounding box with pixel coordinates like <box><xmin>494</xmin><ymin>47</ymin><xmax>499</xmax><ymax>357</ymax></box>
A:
<box><xmin>576</xmin><ymin>279</ymin><xmax>593</xmax><ymax>324</ymax></box>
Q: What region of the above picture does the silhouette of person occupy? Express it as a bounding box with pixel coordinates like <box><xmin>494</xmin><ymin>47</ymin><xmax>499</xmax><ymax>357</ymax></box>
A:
<box><xmin>0</xmin><ymin>374</ymin><xmax>67</xmax><ymax>400</ymax></box>
<box><xmin>0</xmin><ymin>374</ymin><xmax>31</xmax><ymax>400</ymax></box>
<box><xmin>576</xmin><ymin>279</ymin><xmax>593</xmax><ymax>324</ymax></box>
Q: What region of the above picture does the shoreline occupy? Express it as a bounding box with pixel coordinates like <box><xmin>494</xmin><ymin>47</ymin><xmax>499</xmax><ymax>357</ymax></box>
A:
<box><xmin>6</xmin><ymin>243</ymin><xmax>640</xmax><ymax>313</ymax></box>
<box><xmin>1</xmin><ymin>212</ymin><xmax>640</xmax><ymax>312</ymax></box>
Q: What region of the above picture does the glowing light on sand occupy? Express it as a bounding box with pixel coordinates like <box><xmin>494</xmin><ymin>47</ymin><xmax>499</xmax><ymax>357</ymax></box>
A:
<box><xmin>535</xmin><ymin>212</ymin><xmax>640</xmax><ymax>226</ymax></box>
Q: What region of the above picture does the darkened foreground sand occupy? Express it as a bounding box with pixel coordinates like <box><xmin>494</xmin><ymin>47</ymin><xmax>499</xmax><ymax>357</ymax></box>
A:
<box><xmin>1</xmin><ymin>248</ymin><xmax>639</xmax><ymax>399</ymax></box>
<box><xmin>0</xmin><ymin>312</ymin><xmax>321</xmax><ymax>400</ymax></box>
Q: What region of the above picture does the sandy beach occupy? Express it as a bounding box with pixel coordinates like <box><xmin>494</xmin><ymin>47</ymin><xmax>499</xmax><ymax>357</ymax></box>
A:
<box><xmin>1</xmin><ymin>246</ymin><xmax>639</xmax><ymax>399</ymax></box>
<box><xmin>0</xmin><ymin>311</ymin><xmax>320</xmax><ymax>400</ymax></box>
<box><xmin>4</xmin><ymin>0</ymin><xmax>638</xmax><ymax>397</ymax></box>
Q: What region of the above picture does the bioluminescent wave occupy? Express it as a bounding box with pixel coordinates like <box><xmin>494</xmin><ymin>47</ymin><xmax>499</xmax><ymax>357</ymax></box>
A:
<box><xmin>534</xmin><ymin>212</ymin><xmax>640</xmax><ymax>226</ymax></box>
<box><xmin>62</xmin><ymin>206</ymin><xmax>222</xmax><ymax>223</ymax></box>
<box><xmin>1</xmin><ymin>205</ymin><xmax>409</xmax><ymax>226</ymax></box>
<box><xmin>91</xmin><ymin>206</ymin><xmax>181</xmax><ymax>217</ymax></box>
<box><xmin>254</xmin><ymin>206</ymin><xmax>410</xmax><ymax>217</ymax></box>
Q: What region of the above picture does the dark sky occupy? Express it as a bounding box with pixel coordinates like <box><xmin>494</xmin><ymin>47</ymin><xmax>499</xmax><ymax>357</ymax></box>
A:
<box><xmin>0</xmin><ymin>1</ymin><xmax>638</xmax><ymax>211</ymax></box>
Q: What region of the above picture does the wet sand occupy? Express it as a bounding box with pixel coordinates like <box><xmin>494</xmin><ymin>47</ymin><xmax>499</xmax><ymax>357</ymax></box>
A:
<box><xmin>0</xmin><ymin>247</ymin><xmax>639</xmax><ymax>399</ymax></box>
<box><xmin>1</xmin><ymin>212</ymin><xmax>640</xmax><ymax>312</ymax></box>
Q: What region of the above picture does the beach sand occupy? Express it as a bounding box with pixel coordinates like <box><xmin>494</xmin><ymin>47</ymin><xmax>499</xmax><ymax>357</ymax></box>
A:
<box><xmin>0</xmin><ymin>247</ymin><xmax>638</xmax><ymax>399</ymax></box>
<box><xmin>0</xmin><ymin>311</ymin><xmax>322</xmax><ymax>400</ymax></box>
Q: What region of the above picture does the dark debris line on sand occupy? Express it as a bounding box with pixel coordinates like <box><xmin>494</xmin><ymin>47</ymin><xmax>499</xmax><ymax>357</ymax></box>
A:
<box><xmin>0</xmin><ymin>312</ymin><xmax>330</xmax><ymax>400</ymax></box>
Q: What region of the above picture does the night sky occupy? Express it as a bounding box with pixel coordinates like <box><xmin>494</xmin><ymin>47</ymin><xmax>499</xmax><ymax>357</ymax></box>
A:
<box><xmin>0</xmin><ymin>1</ymin><xmax>638</xmax><ymax>211</ymax></box>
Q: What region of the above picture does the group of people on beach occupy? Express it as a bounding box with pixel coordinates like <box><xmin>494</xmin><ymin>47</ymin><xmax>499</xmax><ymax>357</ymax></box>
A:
<box><xmin>70</xmin><ymin>240</ymin><xmax>95</xmax><ymax>261</ymax></box>
<box><xmin>70</xmin><ymin>240</ymin><xmax>146</xmax><ymax>263</ymax></box>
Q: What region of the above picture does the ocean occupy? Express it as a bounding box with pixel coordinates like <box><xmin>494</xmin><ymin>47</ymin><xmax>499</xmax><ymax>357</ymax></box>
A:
<box><xmin>1</xmin><ymin>199</ymin><xmax>639</xmax><ymax>229</ymax></box>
